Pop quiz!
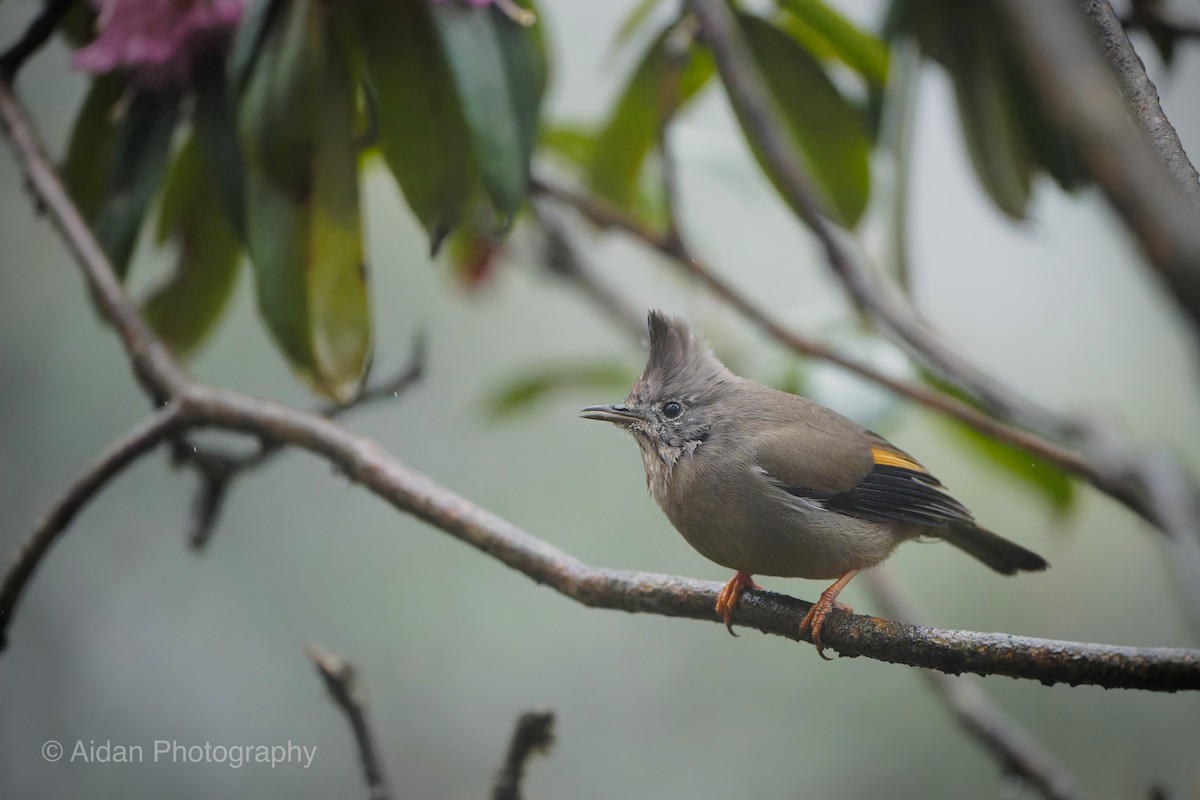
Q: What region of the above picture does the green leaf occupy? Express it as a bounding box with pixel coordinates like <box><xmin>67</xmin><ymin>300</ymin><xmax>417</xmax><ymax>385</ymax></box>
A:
<box><xmin>540</xmin><ymin>123</ymin><xmax>596</xmax><ymax>170</ymax></box>
<box><xmin>356</xmin><ymin>0</ymin><xmax>477</xmax><ymax>249</ymax></box>
<box><xmin>92</xmin><ymin>88</ymin><xmax>181</xmax><ymax>277</ymax></box>
<box><xmin>777</xmin><ymin>0</ymin><xmax>889</xmax><ymax>85</ymax></box>
<box><xmin>61</xmin><ymin>74</ymin><xmax>126</xmax><ymax>222</ymax></box>
<box><xmin>238</xmin><ymin>0</ymin><xmax>371</xmax><ymax>402</ymax></box>
<box><xmin>194</xmin><ymin>64</ymin><xmax>248</xmax><ymax>238</ymax></box>
<box><xmin>921</xmin><ymin>371</ymin><xmax>1075</xmax><ymax>513</ymax></box>
<box><xmin>589</xmin><ymin>25</ymin><xmax>714</xmax><ymax>207</ymax></box>
<box><xmin>906</xmin><ymin>1</ymin><xmax>1031</xmax><ymax>219</ymax></box>
<box><xmin>229</xmin><ymin>0</ymin><xmax>285</xmax><ymax>92</ymax></box>
<box><xmin>947</xmin><ymin>14</ymin><xmax>1033</xmax><ymax>219</ymax></box>
<box><xmin>735</xmin><ymin>13</ymin><xmax>871</xmax><ymax>226</ymax></box>
<box><xmin>141</xmin><ymin>134</ymin><xmax>242</xmax><ymax>358</ymax></box>
<box><xmin>609</xmin><ymin>0</ymin><xmax>664</xmax><ymax>57</ymax></box>
<box><xmin>430</xmin><ymin>2</ymin><xmax>542</xmax><ymax>225</ymax></box>
<box><xmin>488</xmin><ymin>361</ymin><xmax>637</xmax><ymax>419</ymax></box>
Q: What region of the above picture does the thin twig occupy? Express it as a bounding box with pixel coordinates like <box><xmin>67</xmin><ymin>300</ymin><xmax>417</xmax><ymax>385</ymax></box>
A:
<box><xmin>0</xmin><ymin>404</ymin><xmax>184</xmax><ymax>649</ymax></box>
<box><xmin>0</xmin><ymin>79</ymin><xmax>188</xmax><ymax>399</ymax></box>
<box><xmin>179</xmin><ymin>337</ymin><xmax>428</xmax><ymax>549</ymax></box>
<box><xmin>4</xmin><ymin>62</ymin><xmax>1200</xmax><ymax>690</ymax></box>
<box><xmin>0</xmin><ymin>0</ymin><xmax>75</xmax><ymax>81</ymax></box>
<box><xmin>991</xmin><ymin>0</ymin><xmax>1200</xmax><ymax>330</ymax></box>
<box><xmin>493</xmin><ymin>711</ymin><xmax>555</xmax><ymax>800</ymax></box>
<box><xmin>307</xmin><ymin>643</ymin><xmax>391</xmax><ymax>800</ymax></box>
<box><xmin>865</xmin><ymin>570</ymin><xmax>1089</xmax><ymax>800</ymax></box>
<box><xmin>532</xmin><ymin>201</ymin><xmax>646</xmax><ymax>340</ymax></box>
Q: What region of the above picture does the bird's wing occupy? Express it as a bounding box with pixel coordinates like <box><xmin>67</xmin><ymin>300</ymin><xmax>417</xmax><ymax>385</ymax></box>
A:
<box><xmin>755</xmin><ymin>428</ymin><xmax>975</xmax><ymax>528</ymax></box>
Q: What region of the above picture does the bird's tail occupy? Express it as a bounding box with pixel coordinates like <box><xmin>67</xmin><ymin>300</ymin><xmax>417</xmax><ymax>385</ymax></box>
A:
<box><xmin>942</xmin><ymin>523</ymin><xmax>1048</xmax><ymax>575</ymax></box>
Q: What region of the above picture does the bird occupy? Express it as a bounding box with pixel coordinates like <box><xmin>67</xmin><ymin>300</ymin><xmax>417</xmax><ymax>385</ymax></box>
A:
<box><xmin>580</xmin><ymin>310</ymin><xmax>1048</xmax><ymax>658</ymax></box>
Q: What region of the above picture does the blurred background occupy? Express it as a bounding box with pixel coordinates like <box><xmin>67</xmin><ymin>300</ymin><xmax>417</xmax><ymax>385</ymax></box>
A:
<box><xmin>2</xmin><ymin>0</ymin><xmax>1200</xmax><ymax>797</ymax></box>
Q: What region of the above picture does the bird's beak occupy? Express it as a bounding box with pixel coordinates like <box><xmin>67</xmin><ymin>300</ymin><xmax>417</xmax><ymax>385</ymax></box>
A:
<box><xmin>579</xmin><ymin>404</ymin><xmax>644</xmax><ymax>425</ymax></box>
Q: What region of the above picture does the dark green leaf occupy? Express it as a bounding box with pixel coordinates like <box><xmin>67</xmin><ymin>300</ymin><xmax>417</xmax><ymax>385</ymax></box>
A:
<box><xmin>488</xmin><ymin>362</ymin><xmax>637</xmax><ymax>418</ymax></box>
<box><xmin>194</xmin><ymin>63</ymin><xmax>247</xmax><ymax>238</ymax></box>
<box><xmin>540</xmin><ymin>123</ymin><xmax>596</xmax><ymax>170</ymax></box>
<box><xmin>229</xmin><ymin>0</ymin><xmax>284</xmax><ymax>92</ymax></box>
<box><xmin>777</xmin><ymin>0</ymin><xmax>889</xmax><ymax>85</ymax></box>
<box><xmin>141</xmin><ymin>134</ymin><xmax>241</xmax><ymax>357</ymax></box>
<box><xmin>906</xmin><ymin>1</ymin><xmax>1031</xmax><ymax>218</ymax></box>
<box><xmin>61</xmin><ymin>73</ymin><xmax>126</xmax><ymax>222</ymax></box>
<box><xmin>735</xmin><ymin>13</ymin><xmax>871</xmax><ymax>226</ymax></box>
<box><xmin>589</xmin><ymin>25</ymin><xmax>714</xmax><ymax>208</ymax></box>
<box><xmin>430</xmin><ymin>2</ymin><xmax>537</xmax><ymax>224</ymax></box>
<box><xmin>92</xmin><ymin>88</ymin><xmax>181</xmax><ymax>277</ymax></box>
<box><xmin>238</xmin><ymin>0</ymin><xmax>371</xmax><ymax>402</ymax></box>
<box><xmin>356</xmin><ymin>0</ymin><xmax>477</xmax><ymax>248</ymax></box>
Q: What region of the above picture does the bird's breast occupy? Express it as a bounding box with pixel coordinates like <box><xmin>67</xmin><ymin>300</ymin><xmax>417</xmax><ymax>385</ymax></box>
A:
<box><xmin>648</xmin><ymin>452</ymin><xmax>903</xmax><ymax>579</ymax></box>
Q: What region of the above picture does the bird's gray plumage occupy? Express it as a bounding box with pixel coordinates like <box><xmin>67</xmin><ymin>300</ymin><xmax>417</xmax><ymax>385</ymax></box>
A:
<box><xmin>582</xmin><ymin>310</ymin><xmax>1048</xmax><ymax>582</ymax></box>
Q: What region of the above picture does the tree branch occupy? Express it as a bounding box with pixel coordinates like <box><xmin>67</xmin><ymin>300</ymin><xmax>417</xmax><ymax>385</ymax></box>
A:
<box><xmin>991</xmin><ymin>0</ymin><xmax>1200</xmax><ymax>332</ymax></box>
<box><xmin>1082</xmin><ymin>0</ymin><xmax>1200</xmax><ymax>203</ymax></box>
<box><xmin>177</xmin><ymin>338</ymin><xmax>427</xmax><ymax>549</ymax></box>
<box><xmin>3</xmin><ymin>66</ymin><xmax>1200</xmax><ymax>690</ymax></box>
<box><xmin>0</xmin><ymin>0</ymin><xmax>75</xmax><ymax>82</ymax></box>
<box><xmin>865</xmin><ymin>571</ymin><xmax>1089</xmax><ymax>800</ymax></box>
<box><xmin>493</xmin><ymin>711</ymin><xmax>555</xmax><ymax>800</ymax></box>
<box><xmin>0</xmin><ymin>404</ymin><xmax>184</xmax><ymax>649</ymax></box>
<box><xmin>307</xmin><ymin>643</ymin><xmax>391</xmax><ymax>800</ymax></box>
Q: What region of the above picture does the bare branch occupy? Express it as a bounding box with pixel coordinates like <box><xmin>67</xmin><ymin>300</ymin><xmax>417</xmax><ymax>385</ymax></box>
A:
<box><xmin>0</xmin><ymin>0</ymin><xmax>74</xmax><ymax>81</ymax></box>
<box><xmin>0</xmin><ymin>404</ymin><xmax>185</xmax><ymax>650</ymax></box>
<box><xmin>0</xmin><ymin>79</ymin><xmax>189</xmax><ymax>399</ymax></box>
<box><xmin>531</xmin><ymin>202</ymin><xmax>647</xmax><ymax>340</ymax></box>
<box><xmin>1083</xmin><ymin>0</ymin><xmax>1200</xmax><ymax>203</ymax></box>
<box><xmin>991</xmin><ymin>0</ymin><xmax>1200</xmax><ymax>331</ymax></box>
<box><xmin>865</xmin><ymin>571</ymin><xmax>1090</xmax><ymax>800</ymax></box>
<box><xmin>178</xmin><ymin>337</ymin><xmax>428</xmax><ymax>549</ymax></box>
<box><xmin>493</xmin><ymin>711</ymin><xmax>555</xmax><ymax>800</ymax></box>
<box><xmin>307</xmin><ymin>643</ymin><xmax>391</xmax><ymax>800</ymax></box>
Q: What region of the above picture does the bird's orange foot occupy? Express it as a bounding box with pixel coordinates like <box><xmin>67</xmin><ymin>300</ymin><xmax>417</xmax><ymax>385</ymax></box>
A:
<box><xmin>715</xmin><ymin>571</ymin><xmax>762</xmax><ymax>636</ymax></box>
<box><xmin>799</xmin><ymin>569</ymin><xmax>860</xmax><ymax>660</ymax></box>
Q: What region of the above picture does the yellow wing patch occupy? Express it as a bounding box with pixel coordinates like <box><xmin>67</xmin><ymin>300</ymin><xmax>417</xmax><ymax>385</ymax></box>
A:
<box><xmin>871</xmin><ymin>446</ymin><xmax>927</xmax><ymax>473</ymax></box>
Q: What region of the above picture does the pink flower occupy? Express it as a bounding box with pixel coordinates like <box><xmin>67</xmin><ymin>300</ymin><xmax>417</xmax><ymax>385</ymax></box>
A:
<box><xmin>72</xmin><ymin>0</ymin><xmax>246</xmax><ymax>87</ymax></box>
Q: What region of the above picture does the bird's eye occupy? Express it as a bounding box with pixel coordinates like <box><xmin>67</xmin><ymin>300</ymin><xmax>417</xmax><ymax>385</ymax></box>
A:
<box><xmin>662</xmin><ymin>401</ymin><xmax>683</xmax><ymax>419</ymax></box>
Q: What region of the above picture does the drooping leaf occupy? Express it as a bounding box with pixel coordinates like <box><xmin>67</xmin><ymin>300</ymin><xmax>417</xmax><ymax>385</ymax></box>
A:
<box><xmin>777</xmin><ymin>0</ymin><xmax>889</xmax><ymax>86</ymax></box>
<box><xmin>589</xmin><ymin>25</ymin><xmax>714</xmax><ymax>208</ymax></box>
<box><xmin>229</xmin><ymin>0</ymin><xmax>285</xmax><ymax>92</ymax></box>
<box><xmin>92</xmin><ymin>88</ymin><xmax>181</xmax><ymax>277</ymax></box>
<box><xmin>355</xmin><ymin>0</ymin><xmax>476</xmax><ymax>250</ymax></box>
<box><xmin>194</xmin><ymin>61</ymin><xmax>247</xmax><ymax>237</ymax></box>
<box><xmin>488</xmin><ymin>361</ymin><xmax>637</xmax><ymax>418</ymax></box>
<box><xmin>946</xmin><ymin>10</ymin><xmax>1033</xmax><ymax>219</ymax></box>
<box><xmin>141</xmin><ymin>134</ymin><xmax>242</xmax><ymax>358</ymax></box>
<box><xmin>904</xmin><ymin>0</ymin><xmax>1032</xmax><ymax>218</ymax></box>
<box><xmin>61</xmin><ymin>73</ymin><xmax>126</xmax><ymax>222</ymax></box>
<box><xmin>430</xmin><ymin>1</ymin><xmax>542</xmax><ymax>225</ymax></box>
<box><xmin>734</xmin><ymin>13</ymin><xmax>871</xmax><ymax>226</ymax></box>
<box><xmin>238</xmin><ymin>0</ymin><xmax>371</xmax><ymax>402</ymax></box>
